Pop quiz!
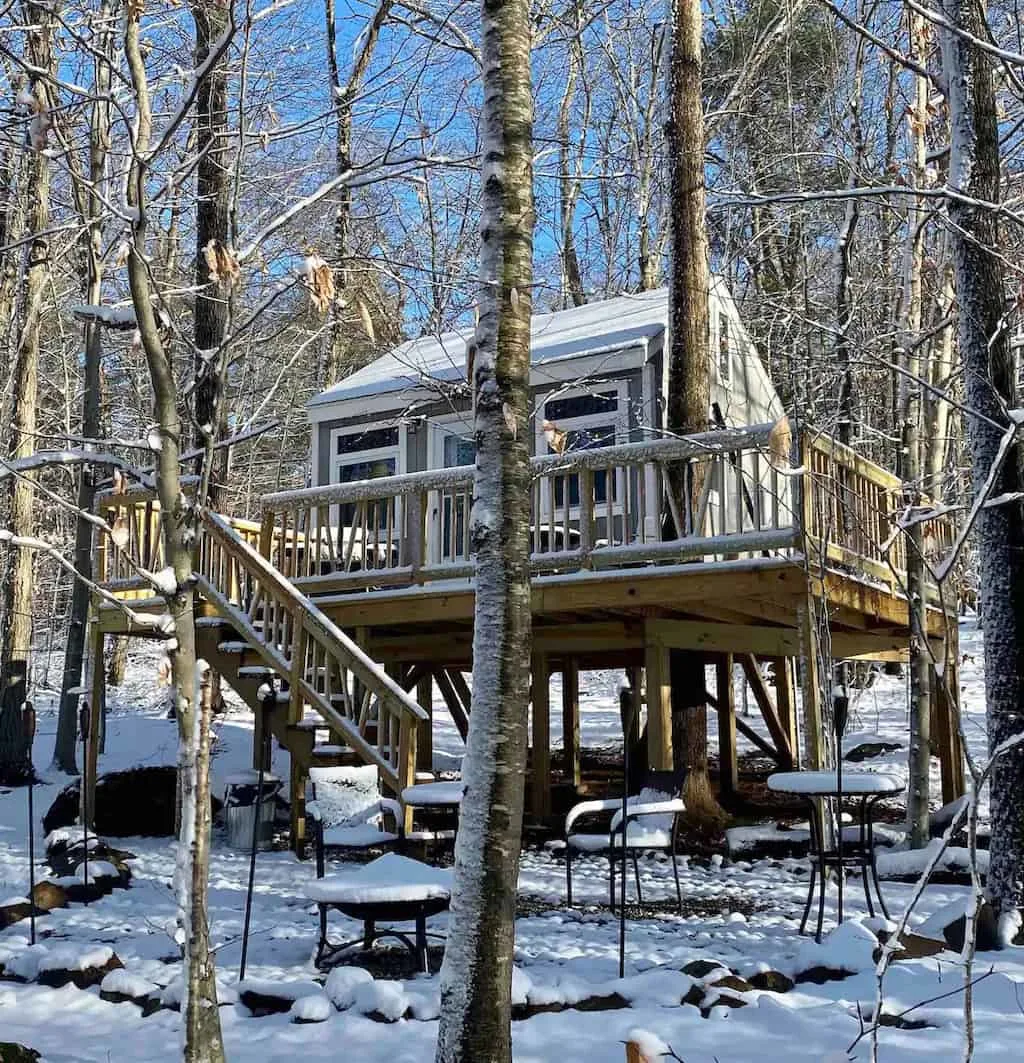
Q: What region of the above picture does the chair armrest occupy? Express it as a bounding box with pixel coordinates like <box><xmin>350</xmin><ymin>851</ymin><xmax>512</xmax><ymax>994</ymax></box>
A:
<box><xmin>566</xmin><ymin>798</ymin><xmax>622</xmax><ymax>835</ymax></box>
<box><xmin>610</xmin><ymin>799</ymin><xmax>686</xmax><ymax>832</ymax></box>
<box><xmin>379</xmin><ymin>798</ymin><xmax>403</xmax><ymax>831</ymax></box>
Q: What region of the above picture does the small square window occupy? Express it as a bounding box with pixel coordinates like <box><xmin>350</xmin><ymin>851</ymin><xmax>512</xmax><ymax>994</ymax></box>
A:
<box><xmin>718</xmin><ymin>313</ymin><xmax>731</xmax><ymax>384</ymax></box>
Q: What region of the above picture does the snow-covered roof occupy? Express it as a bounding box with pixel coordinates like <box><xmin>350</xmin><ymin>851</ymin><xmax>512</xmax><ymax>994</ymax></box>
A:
<box><xmin>308</xmin><ymin>288</ymin><xmax>672</xmax><ymax>408</ymax></box>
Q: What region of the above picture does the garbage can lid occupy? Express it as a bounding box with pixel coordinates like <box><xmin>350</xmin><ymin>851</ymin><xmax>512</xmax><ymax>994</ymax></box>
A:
<box><xmin>224</xmin><ymin>770</ymin><xmax>280</xmax><ymax>787</ymax></box>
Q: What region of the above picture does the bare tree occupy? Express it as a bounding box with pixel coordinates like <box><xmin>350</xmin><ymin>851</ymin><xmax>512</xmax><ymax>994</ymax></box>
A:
<box><xmin>940</xmin><ymin>0</ymin><xmax>1024</xmax><ymax>941</ymax></box>
<box><xmin>435</xmin><ymin>0</ymin><xmax>534</xmax><ymax>1056</ymax></box>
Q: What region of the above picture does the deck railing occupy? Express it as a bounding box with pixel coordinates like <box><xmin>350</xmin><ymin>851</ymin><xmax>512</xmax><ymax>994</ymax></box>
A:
<box><xmin>95</xmin><ymin>425</ymin><xmax>953</xmax><ymax>603</ymax></box>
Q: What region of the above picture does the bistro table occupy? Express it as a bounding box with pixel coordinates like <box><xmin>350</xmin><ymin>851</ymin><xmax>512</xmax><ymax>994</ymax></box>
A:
<box><xmin>767</xmin><ymin>770</ymin><xmax>905</xmax><ymax>941</ymax></box>
<box><xmin>400</xmin><ymin>780</ymin><xmax>465</xmax><ymax>856</ymax></box>
<box><xmin>305</xmin><ymin>852</ymin><xmax>452</xmax><ymax>972</ymax></box>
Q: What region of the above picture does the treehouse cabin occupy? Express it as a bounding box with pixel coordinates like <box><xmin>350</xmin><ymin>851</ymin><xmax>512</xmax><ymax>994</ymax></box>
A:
<box><xmin>89</xmin><ymin>287</ymin><xmax>965</xmax><ymax>852</ymax></box>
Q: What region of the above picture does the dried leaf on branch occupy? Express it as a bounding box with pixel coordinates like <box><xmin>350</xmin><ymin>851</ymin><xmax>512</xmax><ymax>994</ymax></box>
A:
<box><xmin>300</xmin><ymin>254</ymin><xmax>335</xmax><ymax>313</ymax></box>
<box><xmin>203</xmin><ymin>240</ymin><xmax>241</xmax><ymax>288</ymax></box>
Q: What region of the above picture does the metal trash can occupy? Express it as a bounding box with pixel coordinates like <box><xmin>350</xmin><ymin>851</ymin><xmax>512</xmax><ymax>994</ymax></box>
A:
<box><xmin>223</xmin><ymin>771</ymin><xmax>282</xmax><ymax>850</ymax></box>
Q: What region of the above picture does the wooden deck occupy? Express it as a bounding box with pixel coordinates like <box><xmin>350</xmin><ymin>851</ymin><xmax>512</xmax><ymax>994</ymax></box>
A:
<box><xmin>90</xmin><ymin>424</ymin><xmax>964</xmax><ymax>837</ymax></box>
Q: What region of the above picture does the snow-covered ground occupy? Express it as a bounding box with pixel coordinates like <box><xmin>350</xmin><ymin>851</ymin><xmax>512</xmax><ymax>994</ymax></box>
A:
<box><xmin>1</xmin><ymin>618</ymin><xmax>1020</xmax><ymax>1062</ymax></box>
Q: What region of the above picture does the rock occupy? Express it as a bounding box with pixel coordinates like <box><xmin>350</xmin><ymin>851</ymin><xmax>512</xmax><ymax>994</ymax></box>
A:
<box><xmin>748</xmin><ymin>970</ymin><xmax>794</xmax><ymax>993</ymax></box>
<box><xmin>43</xmin><ymin>766</ymin><xmax>221</xmax><ymax>838</ymax></box>
<box><xmin>682</xmin><ymin>959</ymin><xmax>727</xmax><ymax>979</ymax></box>
<box><xmin>100</xmin><ymin>988</ymin><xmax>163</xmax><ymax>1017</ymax></box>
<box><xmin>0</xmin><ymin>903</ymin><xmax>32</xmax><ymax>930</ymax></box>
<box><xmin>706</xmin><ymin>973</ymin><xmax>753</xmax><ymax>994</ymax></box>
<box><xmin>939</xmin><ymin>902</ymin><xmax>1002</xmax><ymax>952</ymax></box>
<box><xmin>238</xmin><ymin>980</ymin><xmax>322</xmax><ymax>1017</ymax></box>
<box><xmin>30</xmin><ymin>881</ymin><xmax>67</xmax><ymax>913</ymax></box>
<box><xmin>36</xmin><ymin>948</ymin><xmax>123</xmax><ymax>990</ymax></box>
<box><xmin>701</xmin><ymin>992</ymin><xmax>747</xmax><ymax>1015</ymax></box>
<box><xmin>572</xmin><ymin>992</ymin><xmax>630</xmax><ymax>1012</ymax></box>
<box><xmin>0</xmin><ymin>1045</ymin><xmax>41</xmax><ymax>1063</ymax></box>
<box><xmin>100</xmin><ymin>970</ymin><xmax>163</xmax><ymax>1016</ymax></box>
<box><xmin>681</xmin><ymin>982</ymin><xmax>705</xmax><ymax>1007</ymax></box>
<box><xmin>845</xmin><ymin>741</ymin><xmax>902</xmax><ymax>763</ymax></box>
<box><xmin>879</xmin><ymin>932</ymin><xmax>948</xmax><ymax>962</ymax></box>
<box><xmin>794</xmin><ymin>965</ymin><xmax>852</xmax><ymax>985</ymax></box>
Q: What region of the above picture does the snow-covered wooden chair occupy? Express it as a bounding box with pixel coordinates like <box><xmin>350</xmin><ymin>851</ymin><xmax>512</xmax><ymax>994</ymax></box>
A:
<box><xmin>308</xmin><ymin>767</ymin><xmax>402</xmax><ymax>868</ymax></box>
<box><xmin>564</xmin><ymin>768</ymin><xmax>686</xmax><ymax>912</ymax></box>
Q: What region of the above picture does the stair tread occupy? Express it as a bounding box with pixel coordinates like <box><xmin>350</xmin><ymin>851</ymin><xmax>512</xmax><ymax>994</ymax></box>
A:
<box><xmin>238</xmin><ymin>665</ymin><xmax>274</xmax><ymax>677</ymax></box>
<box><xmin>196</xmin><ymin>617</ymin><xmax>229</xmax><ymax>628</ymax></box>
<box><xmin>217</xmin><ymin>641</ymin><xmax>249</xmax><ymax>654</ymax></box>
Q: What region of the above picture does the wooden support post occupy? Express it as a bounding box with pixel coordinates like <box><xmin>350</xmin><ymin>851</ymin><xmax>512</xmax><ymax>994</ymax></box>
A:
<box><xmin>797</xmin><ymin>597</ymin><xmax>826</xmax><ymax>770</ymax></box>
<box><xmin>531</xmin><ymin>653</ymin><xmax>551</xmax><ymax>818</ymax></box>
<box><xmin>769</xmin><ymin>656</ymin><xmax>800</xmax><ymax>768</ymax></box>
<box><xmin>562</xmin><ymin>659</ymin><xmax>581</xmax><ymax>788</ymax></box>
<box><xmin>715</xmin><ymin>654</ymin><xmax>738</xmax><ymax>796</ymax></box>
<box><xmin>935</xmin><ymin>625</ymin><xmax>966</xmax><ymax>803</ymax></box>
<box><xmin>644</xmin><ymin>633</ymin><xmax>673</xmax><ymax>771</ymax></box>
<box><xmin>397</xmin><ymin>716</ymin><xmax>417</xmax><ymax>836</ymax></box>
<box><xmin>416</xmin><ymin>673</ymin><xmax>433</xmax><ymax>774</ymax></box>
<box><xmin>738</xmin><ymin>654</ymin><xmax>794</xmax><ymax>768</ymax></box>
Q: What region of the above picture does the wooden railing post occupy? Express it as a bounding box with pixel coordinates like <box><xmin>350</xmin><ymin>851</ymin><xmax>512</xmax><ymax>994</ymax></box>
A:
<box><xmin>578</xmin><ymin>468</ymin><xmax>594</xmax><ymax>567</ymax></box>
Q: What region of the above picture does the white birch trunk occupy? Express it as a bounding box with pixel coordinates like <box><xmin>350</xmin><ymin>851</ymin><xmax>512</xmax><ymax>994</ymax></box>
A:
<box><xmin>434</xmin><ymin>0</ymin><xmax>534</xmax><ymax>1057</ymax></box>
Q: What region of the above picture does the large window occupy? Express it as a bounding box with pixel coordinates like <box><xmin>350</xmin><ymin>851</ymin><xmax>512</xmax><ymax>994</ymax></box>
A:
<box><xmin>536</xmin><ymin>384</ymin><xmax>627</xmax><ymax>508</ymax></box>
<box><xmin>330</xmin><ymin>424</ymin><xmax>402</xmax><ymax>527</ymax></box>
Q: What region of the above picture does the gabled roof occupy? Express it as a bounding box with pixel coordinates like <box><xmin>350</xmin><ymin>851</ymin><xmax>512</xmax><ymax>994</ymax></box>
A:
<box><xmin>308</xmin><ymin>288</ymin><xmax>671</xmax><ymax>408</ymax></box>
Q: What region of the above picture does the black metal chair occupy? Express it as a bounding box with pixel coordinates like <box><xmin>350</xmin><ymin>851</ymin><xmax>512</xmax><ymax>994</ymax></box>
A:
<box><xmin>564</xmin><ymin>768</ymin><xmax>687</xmax><ymax>912</ymax></box>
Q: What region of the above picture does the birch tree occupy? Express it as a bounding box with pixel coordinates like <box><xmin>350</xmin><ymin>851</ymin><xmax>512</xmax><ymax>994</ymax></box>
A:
<box><xmin>435</xmin><ymin>0</ymin><xmax>534</xmax><ymax>1055</ymax></box>
<box><xmin>940</xmin><ymin>0</ymin><xmax>1024</xmax><ymax>942</ymax></box>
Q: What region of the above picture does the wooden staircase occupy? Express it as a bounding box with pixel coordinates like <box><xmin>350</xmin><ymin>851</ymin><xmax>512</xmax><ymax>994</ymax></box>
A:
<box><xmin>95</xmin><ymin>500</ymin><xmax>430</xmax><ymax>851</ymax></box>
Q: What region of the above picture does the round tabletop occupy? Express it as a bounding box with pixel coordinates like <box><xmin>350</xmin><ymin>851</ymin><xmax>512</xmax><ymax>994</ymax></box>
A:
<box><xmin>401</xmin><ymin>780</ymin><xmax>466</xmax><ymax>807</ymax></box>
<box><xmin>766</xmin><ymin>770</ymin><xmax>905</xmax><ymax>797</ymax></box>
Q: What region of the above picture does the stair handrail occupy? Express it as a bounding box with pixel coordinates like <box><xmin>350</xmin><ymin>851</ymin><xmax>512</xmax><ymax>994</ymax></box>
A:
<box><xmin>198</xmin><ymin>509</ymin><xmax>428</xmax><ymax>724</ymax></box>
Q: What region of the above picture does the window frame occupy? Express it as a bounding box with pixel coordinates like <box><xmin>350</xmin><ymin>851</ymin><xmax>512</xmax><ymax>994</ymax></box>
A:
<box><xmin>427</xmin><ymin>411</ymin><xmax>476</xmax><ymax>471</ymax></box>
<box><xmin>534</xmin><ymin>381</ymin><xmax>630</xmax><ymax>520</ymax></box>
<box><xmin>328</xmin><ymin>422</ymin><xmax>405</xmax><ymax>530</ymax></box>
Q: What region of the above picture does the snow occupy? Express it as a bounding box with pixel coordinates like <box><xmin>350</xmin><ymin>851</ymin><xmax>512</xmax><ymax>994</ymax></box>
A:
<box><xmin>0</xmin><ymin>620</ymin><xmax>1022</xmax><ymax>1062</ymax></box>
<box><xmin>304</xmin><ymin>853</ymin><xmax>452</xmax><ymax>904</ymax></box>
<box><xmin>290</xmin><ymin>991</ymin><xmax>332</xmax><ymax>1022</ymax></box>
<box><xmin>399</xmin><ymin>781</ymin><xmax>465</xmax><ymax>806</ymax></box>
<box><xmin>767</xmin><ymin>770</ymin><xmax>905</xmax><ymax>795</ymax></box>
<box><xmin>101</xmin><ymin>969</ymin><xmax>159</xmax><ymax>998</ymax></box>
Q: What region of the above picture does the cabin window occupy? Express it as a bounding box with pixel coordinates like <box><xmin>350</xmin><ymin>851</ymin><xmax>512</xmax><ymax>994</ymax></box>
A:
<box><xmin>442</xmin><ymin>432</ymin><xmax>475</xmax><ymax>468</ymax></box>
<box><xmin>537</xmin><ymin>384</ymin><xmax>627</xmax><ymax>509</ymax></box>
<box><xmin>330</xmin><ymin>423</ymin><xmax>402</xmax><ymax>528</ymax></box>
<box><xmin>718</xmin><ymin>313</ymin><xmax>732</xmax><ymax>385</ymax></box>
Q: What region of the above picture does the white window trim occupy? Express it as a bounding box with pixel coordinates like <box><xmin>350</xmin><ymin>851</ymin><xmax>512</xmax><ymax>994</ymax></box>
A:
<box><xmin>427</xmin><ymin>411</ymin><xmax>475</xmax><ymax>471</ymax></box>
<box><xmin>328</xmin><ymin>422</ymin><xmax>406</xmax><ymax>535</ymax></box>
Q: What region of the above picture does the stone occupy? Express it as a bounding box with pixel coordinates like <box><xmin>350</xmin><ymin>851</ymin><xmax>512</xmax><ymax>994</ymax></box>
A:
<box><xmin>29</xmin><ymin>881</ymin><xmax>67</xmax><ymax>913</ymax></box>
<box><xmin>701</xmin><ymin>992</ymin><xmax>747</xmax><ymax>1015</ymax></box>
<box><xmin>845</xmin><ymin>741</ymin><xmax>902</xmax><ymax>763</ymax></box>
<box><xmin>240</xmin><ymin>987</ymin><xmax>302</xmax><ymax>1017</ymax></box>
<box><xmin>681</xmin><ymin>982</ymin><xmax>705</xmax><ymax>1007</ymax></box>
<box><xmin>43</xmin><ymin>766</ymin><xmax>221</xmax><ymax>838</ymax></box>
<box><xmin>706</xmin><ymin>973</ymin><xmax>754</xmax><ymax>994</ymax></box>
<box><xmin>794</xmin><ymin>965</ymin><xmax>852</xmax><ymax>986</ymax></box>
<box><xmin>0</xmin><ymin>903</ymin><xmax>31</xmax><ymax>930</ymax></box>
<box><xmin>0</xmin><ymin>1045</ymin><xmax>41</xmax><ymax>1063</ymax></box>
<box><xmin>36</xmin><ymin>951</ymin><xmax>123</xmax><ymax>990</ymax></box>
<box><xmin>100</xmin><ymin>988</ymin><xmax>164</xmax><ymax>1017</ymax></box>
<box><xmin>879</xmin><ymin>932</ymin><xmax>947</xmax><ymax>962</ymax></box>
<box><xmin>682</xmin><ymin>959</ymin><xmax>727</xmax><ymax>979</ymax></box>
<box><xmin>939</xmin><ymin>902</ymin><xmax>1002</xmax><ymax>953</ymax></box>
<box><xmin>748</xmin><ymin>970</ymin><xmax>794</xmax><ymax>993</ymax></box>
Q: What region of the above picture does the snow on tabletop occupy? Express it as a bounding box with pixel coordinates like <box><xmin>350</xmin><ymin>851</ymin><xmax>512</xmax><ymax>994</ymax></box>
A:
<box><xmin>304</xmin><ymin>852</ymin><xmax>452</xmax><ymax>904</ymax></box>
<box><xmin>223</xmin><ymin>770</ymin><xmax>281</xmax><ymax>787</ymax></box>
<box><xmin>100</xmin><ymin>969</ymin><xmax>158</xmax><ymax>998</ymax></box>
<box><xmin>290</xmin><ymin>991</ymin><xmax>333</xmax><ymax>1023</ymax></box>
<box><xmin>325</xmin><ymin>965</ymin><xmax>373</xmax><ymax>1009</ymax></box>
<box><xmin>766</xmin><ymin>770</ymin><xmax>904</xmax><ymax>794</ymax></box>
<box><xmin>399</xmin><ymin>780</ymin><xmax>465</xmax><ymax>805</ymax></box>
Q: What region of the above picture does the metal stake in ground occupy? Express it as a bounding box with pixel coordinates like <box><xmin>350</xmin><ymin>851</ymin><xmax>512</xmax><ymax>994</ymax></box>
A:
<box><xmin>24</xmin><ymin>702</ymin><xmax>36</xmax><ymax>945</ymax></box>
<box><xmin>79</xmin><ymin>699</ymin><xmax>91</xmax><ymax>902</ymax></box>
<box><xmin>618</xmin><ymin>682</ymin><xmax>637</xmax><ymax>979</ymax></box>
<box><xmin>239</xmin><ymin>691</ymin><xmax>274</xmax><ymax>981</ymax></box>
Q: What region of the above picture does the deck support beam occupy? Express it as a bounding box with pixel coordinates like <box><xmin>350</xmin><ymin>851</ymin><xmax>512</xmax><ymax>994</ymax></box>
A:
<box><xmin>415</xmin><ymin>673</ymin><xmax>434</xmax><ymax>775</ymax></box>
<box><xmin>531</xmin><ymin>653</ymin><xmax>551</xmax><ymax>818</ymax></box>
<box><xmin>644</xmin><ymin>631</ymin><xmax>672</xmax><ymax>771</ymax></box>
<box><xmin>715</xmin><ymin>655</ymin><xmax>737</xmax><ymax>796</ymax></box>
<box><xmin>434</xmin><ymin>668</ymin><xmax>470</xmax><ymax>741</ymax></box>
<box><xmin>738</xmin><ymin>654</ymin><xmax>794</xmax><ymax>768</ymax></box>
<box><xmin>768</xmin><ymin>656</ymin><xmax>799</xmax><ymax>768</ymax></box>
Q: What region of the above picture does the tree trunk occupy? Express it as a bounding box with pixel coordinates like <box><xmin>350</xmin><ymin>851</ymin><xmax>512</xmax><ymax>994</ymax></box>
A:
<box><xmin>54</xmin><ymin>0</ymin><xmax>115</xmax><ymax>774</ymax></box>
<box><xmin>123</xmin><ymin>8</ymin><xmax>226</xmax><ymax>1056</ymax></box>
<box><xmin>434</xmin><ymin>0</ymin><xmax>534</xmax><ymax>1055</ymax></box>
<box><xmin>0</xmin><ymin>5</ymin><xmax>51</xmax><ymax>785</ymax></box>
<box><xmin>902</xmin><ymin>11</ymin><xmax>931</xmax><ymax>849</ymax></box>
<box><xmin>940</xmin><ymin>0</ymin><xmax>1024</xmax><ymax>942</ymax></box>
<box><xmin>664</xmin><ymin>0</ymin><xmax>724</xmax><ymax>826</ymax></box>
